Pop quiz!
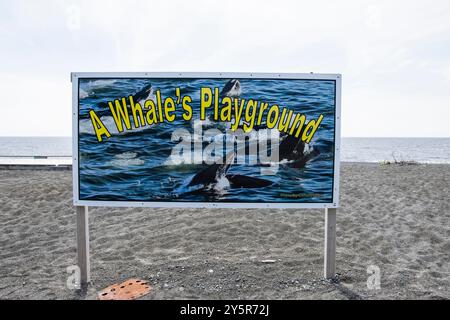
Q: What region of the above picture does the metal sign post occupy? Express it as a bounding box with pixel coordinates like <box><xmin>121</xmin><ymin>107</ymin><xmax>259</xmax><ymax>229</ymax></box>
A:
<box><xmin>324</xmin><ymin>208</ymin><xmax>337</xmax><ymax>279</ymax></box>
<box><xmin>76</xmin><ymin>206</ymin><xmax>90</xmax><ymax>285</ymax></box>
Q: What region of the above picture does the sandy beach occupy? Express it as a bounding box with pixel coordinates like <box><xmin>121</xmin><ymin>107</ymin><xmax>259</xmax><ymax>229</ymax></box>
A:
<box><xmin>0</xmin><ymin>162</ymin><xmax>448</xmax><ymax>300</ymax></box>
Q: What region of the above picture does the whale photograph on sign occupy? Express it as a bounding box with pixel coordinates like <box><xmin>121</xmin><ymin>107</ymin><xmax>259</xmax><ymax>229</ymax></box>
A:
<box><xmin>71</xmin><ymin>72</ymin><xmax>341</xmax><ymax>292</ymax></box>
<box><xmin>72</xmin><ymin>73</ymin><xmax>341</xmax><ymax>208</ymax></box>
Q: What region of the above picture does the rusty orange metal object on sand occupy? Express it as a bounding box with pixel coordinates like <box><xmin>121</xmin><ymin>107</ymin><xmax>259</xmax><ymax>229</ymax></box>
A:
<box><xmin>98</xmin><ymin>278</ymin><xmax>151</xmax><ymax>300</ymax></box>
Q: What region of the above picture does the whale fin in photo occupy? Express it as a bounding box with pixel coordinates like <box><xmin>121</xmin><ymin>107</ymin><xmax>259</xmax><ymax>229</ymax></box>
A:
<box><xmin>226</xmin><ymin>174</ymin><xmax>273</xmax><ymax>188</ymax></box>
<box><xmin>188</xmin><ymin>152</ymin><xmax>235</xmax><ymax>187</ymax></box>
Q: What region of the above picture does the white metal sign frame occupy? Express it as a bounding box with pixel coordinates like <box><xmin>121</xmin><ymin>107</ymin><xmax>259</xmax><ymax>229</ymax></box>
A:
<box><xmin>71</xmin><ymin>72</ymin><xmax>341</xmax><ymax>209</ymax></box>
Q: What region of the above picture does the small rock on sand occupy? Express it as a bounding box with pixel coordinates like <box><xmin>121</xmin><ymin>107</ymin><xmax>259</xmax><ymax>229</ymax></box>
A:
<box><xmin>261</xmin><ymin>259</ymin><xmax>277</xmax><ymax>263</ymax></box>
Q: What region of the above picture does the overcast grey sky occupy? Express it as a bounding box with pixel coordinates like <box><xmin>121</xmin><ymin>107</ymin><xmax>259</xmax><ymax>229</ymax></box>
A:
<box><xmin>0</xmin><ymin>0</ymin><xmax>449</xmax><ymax>137</ymax></box>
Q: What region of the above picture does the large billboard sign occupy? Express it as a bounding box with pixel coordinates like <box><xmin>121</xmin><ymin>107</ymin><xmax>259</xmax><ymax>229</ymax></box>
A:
<box><xmin>72</xmin><ymin>72</ymin><xmax>341</xmax><ymax>208</ymax></box>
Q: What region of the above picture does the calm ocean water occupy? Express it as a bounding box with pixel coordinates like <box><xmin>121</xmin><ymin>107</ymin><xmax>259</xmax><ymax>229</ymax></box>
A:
<box><xmin>1</xmin><ymin>137</ymin><xmax>449</xmax><ymax>164</ymax></box>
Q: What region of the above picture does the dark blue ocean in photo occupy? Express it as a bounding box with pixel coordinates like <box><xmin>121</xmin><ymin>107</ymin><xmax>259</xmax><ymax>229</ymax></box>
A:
<box><xmin>77</xmin><ymin>78</ymin><xmax>336</xmax><ymax>203</ymax></box>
